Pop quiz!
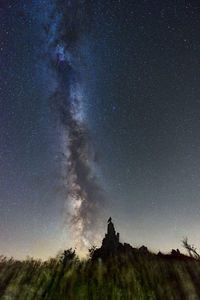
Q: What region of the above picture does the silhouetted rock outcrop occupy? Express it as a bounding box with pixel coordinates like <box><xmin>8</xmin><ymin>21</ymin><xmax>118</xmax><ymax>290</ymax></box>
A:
<box><xmin>92</xmin><ymin>218</ymin><xmax>193</xmax><ymax>262</ymax></box>
<box><xmin>92</xmin><ymin>218</ymin><xmax>121</xmax><ymax>260</ymax></box>
<box><xmin>139</xmin><ymin>246</ymin><xmax>149</xmax><ymax>254</ymax></box>
<box><xmin>169</xmin><ymin>248</ymin><xmax>193</xmax><ymax>260</ymax></box>
<box><xmin>157</xmin><ymin>249</ymin><xmax>193</xmax><ymax>261</ymax></box>
<box><xmin>92</xmin><ymin>218</ymin><xmax>150</xmax><ymax>260</ymax></box>
<box><xmin>102</xmin><ymin>217</ymin><xmax>120</xmax><ymax>251</ymax></box>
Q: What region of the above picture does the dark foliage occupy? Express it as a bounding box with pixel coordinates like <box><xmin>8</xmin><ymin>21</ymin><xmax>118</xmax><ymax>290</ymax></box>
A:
<box><xmin>0</xmin><ymin>250</ymin><xmax>200</xmax><ymax>299</ymax></box>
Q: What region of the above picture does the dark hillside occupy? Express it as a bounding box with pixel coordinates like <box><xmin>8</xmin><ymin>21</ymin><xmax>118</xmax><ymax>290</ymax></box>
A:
<box><xmin>0</xmin><ymin>219</ymin><xmax>200</xmax><ymax>299</ymax></box>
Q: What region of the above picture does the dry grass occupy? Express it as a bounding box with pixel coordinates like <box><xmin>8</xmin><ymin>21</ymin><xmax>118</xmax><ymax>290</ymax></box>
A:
<box><xmin>0</xmin><ymin>253</ymin><xmax>200</xmax><ymax>299</ymax></box>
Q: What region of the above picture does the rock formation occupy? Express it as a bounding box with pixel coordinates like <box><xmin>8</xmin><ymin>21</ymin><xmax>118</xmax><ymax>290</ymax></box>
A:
<box><xmin>92</xmin><ymin>217</ymin><xmax>149</xmax><ymax>260</ymax></box>
<box><xmin>92</xmin><ymin>218</ymin><xmax>193</xmax><ymax>261</ymax></box>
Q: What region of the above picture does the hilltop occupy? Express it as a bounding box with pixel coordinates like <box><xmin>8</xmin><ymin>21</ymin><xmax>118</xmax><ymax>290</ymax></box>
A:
<box><xmin>0</xmin><ymin>218</ymin><xmax>200</xmax><ymax>299</ymax></box>
<box><xmin>92</xmin><ymin>217</ymin><xmax>192</xmax><ymax>262</ymax></box>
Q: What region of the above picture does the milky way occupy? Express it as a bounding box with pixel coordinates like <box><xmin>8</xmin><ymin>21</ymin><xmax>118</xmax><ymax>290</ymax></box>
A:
<box><xmin>44</xmin><ymin>0</ymin><xmax>105</xmax><ymax>252</ymax></box>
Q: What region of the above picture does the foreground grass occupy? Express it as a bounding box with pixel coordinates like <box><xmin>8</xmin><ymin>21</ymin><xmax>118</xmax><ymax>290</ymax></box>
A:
<box><xmin>0</xmin><ymin>253</ymin><xmax>200</xmax><ymax>299</ymax></box>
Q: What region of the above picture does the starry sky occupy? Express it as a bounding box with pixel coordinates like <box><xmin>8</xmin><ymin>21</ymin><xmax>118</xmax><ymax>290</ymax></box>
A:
<box><xmin>1</xmin><ymin>0</ymin><xmax>200</xmax><ymax>259</ymax></box>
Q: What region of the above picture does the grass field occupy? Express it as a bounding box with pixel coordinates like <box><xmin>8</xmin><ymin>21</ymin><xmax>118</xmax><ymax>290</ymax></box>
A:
<box><xmin>0</xmin><ymin>251</ymin><xmax>200</xmax><ymax>300</ymax></box>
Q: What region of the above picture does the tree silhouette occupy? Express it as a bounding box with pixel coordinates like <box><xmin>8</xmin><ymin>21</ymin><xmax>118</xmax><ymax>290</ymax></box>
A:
<box><xmin>60</xmin><ymin>248</ymin><xmax>78</xmax><ymax>266</ymax></box>
<box><xmin>88</xmin><ymin>245</ymin><xmax>97</xmax><ymax>259</ymax></box>
<box><xmin>182</xmin><ymin>237</ymin><xmax>200</xmax><ymax>260</ymax></box>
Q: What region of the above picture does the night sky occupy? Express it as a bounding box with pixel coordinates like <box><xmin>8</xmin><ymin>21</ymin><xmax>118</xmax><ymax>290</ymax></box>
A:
<box><xmin>1</xmin><ymin>0</ymin><xmax>200</xmax><ymax>259</ymax></box>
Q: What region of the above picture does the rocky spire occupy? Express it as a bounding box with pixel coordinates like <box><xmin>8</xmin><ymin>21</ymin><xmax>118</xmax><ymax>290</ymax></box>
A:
<box><xmin>91</xmin><ymin>218</ymin><xmax>150</xmax><ymax>260</ymax></box>
<box><xmin>102</xmin><ymin>218</ymin><xmax>120</xmax><ymax>250</ymax></box>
